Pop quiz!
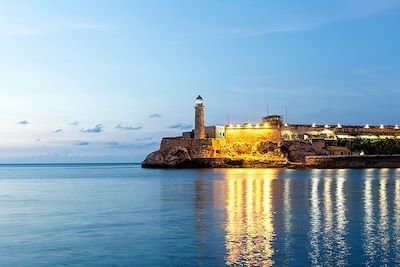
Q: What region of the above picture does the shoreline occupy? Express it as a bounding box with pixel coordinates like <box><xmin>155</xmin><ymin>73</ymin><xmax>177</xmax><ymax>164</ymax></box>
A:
<box><xmin>142</xmin><ymin>155</ymin><xmax>400</xmax><ymax>169</ymax></box>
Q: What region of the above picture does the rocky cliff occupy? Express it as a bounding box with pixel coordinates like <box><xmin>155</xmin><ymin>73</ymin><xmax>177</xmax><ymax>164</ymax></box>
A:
<box><xmin>142</xmin><ymin>138</ymin><xmax>328</xmax><ymax>168</ymax></box>
<box><xmin>142</xmin><ymin>146</ymin><xmax>192</xmax><ymax>168</ymax></box>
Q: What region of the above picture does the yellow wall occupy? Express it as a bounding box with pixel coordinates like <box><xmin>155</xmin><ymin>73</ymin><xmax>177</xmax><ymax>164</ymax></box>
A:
<box><xmin>225</xmin><ymin>127</ymin><xmax>282</xmax><ymax>143</ymax></box>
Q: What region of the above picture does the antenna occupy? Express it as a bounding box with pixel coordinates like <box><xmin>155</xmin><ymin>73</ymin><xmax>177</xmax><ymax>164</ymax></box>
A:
<box><xmin>284</xmin><ymin>97</ymin><xmax>289</xmax><ymax>124</ymax></box>
<box><xmin>285</xmin><ymin>104</ymin><xmax>288</xmax><ymax>124</ymax></box>
<box><xmin>267</xmin><ymin>104</ymin><xmax>269</xmax><ymax>116</ymax></box>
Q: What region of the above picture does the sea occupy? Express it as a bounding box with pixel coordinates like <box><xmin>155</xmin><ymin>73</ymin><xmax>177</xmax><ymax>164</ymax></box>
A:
<box><xmin>0</xmin><ymin>163</ymin><xmax>399</xmax><ymax>266</ymax></box>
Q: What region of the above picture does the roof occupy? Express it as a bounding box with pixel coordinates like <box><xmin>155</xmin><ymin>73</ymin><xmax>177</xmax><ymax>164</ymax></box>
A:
<box><xmin>196</xmin><ymin>95</ymin><xmax>203</xmax><ymax>100</ymax></box>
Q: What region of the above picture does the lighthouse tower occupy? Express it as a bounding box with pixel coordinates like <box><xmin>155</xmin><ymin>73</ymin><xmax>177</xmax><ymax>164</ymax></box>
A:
<box><xmin>194</xmin><ymin>95</ymin><xmax>205</xmax><ymax>139</ymax></box>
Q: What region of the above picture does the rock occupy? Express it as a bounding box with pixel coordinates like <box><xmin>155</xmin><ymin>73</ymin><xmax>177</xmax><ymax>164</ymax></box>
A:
<box><xmin>142</xmin><ymin>146</ymin><xmax>191</xmax><ymax>168</ymax></box>
<box><xmin>142</xmin><ymin>137</ymin><xmax>330</xmax><ymax>168</ymax></box>
<box><xmin>232</xmin><ymin>142</ymin><xmax>253</xmax><ymax>154</ymax></box>
<box><xmin>282</xmin><ymin>141</ymin><xmax>328</xmax><ymax>162</ymax></box>
<box><xmin>141</xmin><ymin>150</ymin><xmax>164</xmax><ymax>167</ymax></box>
<box><xmin>256</xmin><ymin>141</ymin><xmax>278</xmax><ymax>154</ymax></box>
<box><xmin>164</xmin><ymin>146</ymin><xmax>191</xmax><ymax>166</ymax></box>
<box><xmin>190</xmin><ymin>145</ymin><xmax>214</xmax><ymax>158</ymax></box>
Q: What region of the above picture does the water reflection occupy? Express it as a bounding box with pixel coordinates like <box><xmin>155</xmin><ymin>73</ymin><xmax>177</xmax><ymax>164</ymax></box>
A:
<box><xmin>307</xmin><ymin>169</ymin><xmax>349</xmax><ymax>266</ymax></box>
<box><xmin>378</xmin><ymin>169</ymin><xmax>389</xmax><ymax>264</ymax></box>
<box><xmin>362</xmin><ymin>169</ymin><xmax>375</xmax><ymax>266</ymax></box>
<box><xmin>224</xmin><ymin>169</ymin><xmax>277</xmax><ymax>267</ymax></box>
<box><xmin>217</xmin><ymin>168</ymin><xmax>400</xmax><ymax>266</ymax></box>
<box><xmin>323</xmin><ymin>174</ymin><xmax>333</xmax><ymax>265</ymax></box>
<box><xmin>334</xmin><ymin>169</ymin><xmax>348</xmax><ymax>266</ymax></box>
<box><xmin>395</xmin><ymin>178</ymin><xmax>400</xmax><ymax>263</ymax></box>
<box><xmin>196</xmin><ymin>180</ymin><xmax>206</xmax><ymax>260</ymax></box>
<box><xmin>283</xmin><ymin>176</ymin><xmax>292</xmax><ymax>265</ymax></box>
<box><xmin>309</xmin><ymin>170</ymin><xmax>321</xmax><ymax>266</ymax></box>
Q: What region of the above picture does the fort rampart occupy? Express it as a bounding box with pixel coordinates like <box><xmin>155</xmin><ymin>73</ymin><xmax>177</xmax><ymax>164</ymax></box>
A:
<box><xmin>225</xmin><ymin>127</ymin><xmax>282</xmax><ymax>143</ymax></box>
<box><xmin>305</xmin><ymin>155</ymin><xmax>400</xmax><ymax>168</ymax></box>
<box><xmin>281</xmin><ymin>124</ymin><xmax>400</xmax><ymax>140</ymax></box>
<box><xmin>160</xmin><ymin>137</ymin><xmax>225</xmax><ymax>158</ymax></box>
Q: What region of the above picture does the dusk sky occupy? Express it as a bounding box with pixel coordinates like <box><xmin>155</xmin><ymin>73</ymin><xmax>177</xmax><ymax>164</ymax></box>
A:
<box><xmin>0</xmin><ymin>0</ymin><xmax>399</xmax><ymax>163</ymax></box>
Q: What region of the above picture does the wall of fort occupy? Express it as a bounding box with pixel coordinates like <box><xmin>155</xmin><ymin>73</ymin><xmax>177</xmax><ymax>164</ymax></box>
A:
<box><xmin>281</xmin><ymin>124</ymin><xmax>400</xmax><ymax>140</ymax></box>
<box><xmin>335</xmin><ymin>126</ymin><xmax>400</xmax><ymax>136</ymax></box>
<box><xmin>160</xmin><ymin>137</ymin><xmax>225</xmax><ymax>158</ymax></box>
<box><xmin>305</xmin><ymin>155</ymin><xmax>400</xmax><ymax>168</ymax></box>
<box><xmin>225</xmin><ymin>127</ymin><xmax>282</xmax><ymax>144</ymax></box>
<box><xmin>157</xmin><ymin>124</ymin><xmax>400</xmax><ymax>161</ymax></box>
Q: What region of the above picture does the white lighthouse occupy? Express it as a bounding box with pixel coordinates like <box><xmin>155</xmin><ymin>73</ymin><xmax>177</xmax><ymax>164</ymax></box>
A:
<box><xmin>194</xmin><ymin>95</ymin><xmax>205</xmax><ymax>139</ymax></box>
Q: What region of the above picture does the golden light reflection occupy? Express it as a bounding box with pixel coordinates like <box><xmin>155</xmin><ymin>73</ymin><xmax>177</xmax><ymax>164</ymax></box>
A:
<box><xmin>363</xmin><ymin>169</ymin><xmax>376</xmax><ymax>265</ymax></box>
<box><xmin>309</xmin><ymin>170</ymin><xmax>321</xmax><ymax>266</ymax></box>
<box><xmin>224</xmin><ymin>169</ymin><xmax>278</xmax><ymax>267</ymax></box>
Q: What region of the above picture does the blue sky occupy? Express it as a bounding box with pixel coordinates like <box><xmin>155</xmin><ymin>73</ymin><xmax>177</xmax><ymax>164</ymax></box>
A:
<box><xmin>0</xmin><ymin>0</ymin><xmax>399</xmax><ymax>163</ymax></box>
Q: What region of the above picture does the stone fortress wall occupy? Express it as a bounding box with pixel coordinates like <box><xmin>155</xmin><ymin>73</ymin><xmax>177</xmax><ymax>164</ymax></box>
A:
<box><xmin>160</xmin><ymin>121</ymin><xmax>400</xmax><ymax>161</ymax></box>
<box><xmin>305</xmin><ymin>155</ymin><xmax>400</xmax><ymax>168</ymax></box>
<box><xmin>282</xmin><ymin>124</ymin><xmax>400</xmax><ymax>140</ymax></box>
<box><xmin>160</xmin><ymin>137</ymin><xmax>225</xmax><ymax>158</ymax></box>
<box><xmin>225</xmin><ymin>127</ymin><xmax>282</xmax><ymax>144</ymax></box>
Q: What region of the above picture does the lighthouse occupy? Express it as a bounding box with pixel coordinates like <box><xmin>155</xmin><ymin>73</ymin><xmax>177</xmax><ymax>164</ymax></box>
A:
<box><xmin>194</xmin><ymin>95</ymin><xmax>205</xmax><ymax>139</ymax></box>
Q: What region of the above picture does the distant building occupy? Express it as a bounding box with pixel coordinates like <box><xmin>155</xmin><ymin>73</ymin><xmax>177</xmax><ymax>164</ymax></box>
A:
<box><xmin>205</xmin><ymin>126</ymin><xmax>225</xmax><ymax>139</ymax></box>
<box><xmin>182</xmin><ymin>131</ymin><xmax>194</xmax><ymax>139</ymax></box>
<box><xmin>326</xmin><ymin>146</ymin><xmax>351</xmax><ymax>156</ymax></box>
<box><xmin>262</xmin><ymin>115</ymin><xmax>282</xmax><ymax>127</ymax></box>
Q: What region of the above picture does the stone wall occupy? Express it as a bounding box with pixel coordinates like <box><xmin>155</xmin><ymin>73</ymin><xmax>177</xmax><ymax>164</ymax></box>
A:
<box><xmin>225</xmin><ymin>127</ymin><xmax>282</xmax><ymax>144</ymax></box>
<box><xmin>281</xmin><ymin>125</ymin><xmax>334</xmax><ymax>140</ymax></box>
<box><xmin>160</xmin><ymin>137</ymin><xmax>225</xmax><ymax>158</ymax></box>
<box><xmin>305</xmin><ymin>155</ymin><xmax>400</xmax><ymax>168</ymax></box>
<box><xmin>335</xmin><ymin>126</ymin><xmax>400</xmax><ymax>136</ymax></box>
<box><xmin>282</xmin><ymin>124</ymin><xmax>400</xmax><ymax>140</ymax></box>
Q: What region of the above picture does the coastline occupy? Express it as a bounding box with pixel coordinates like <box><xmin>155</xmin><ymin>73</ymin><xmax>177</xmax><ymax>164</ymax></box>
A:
<box><xmin>142</xmin><ymin>155</ymin><xmax>400</xmax><ymax>169</ymax></box>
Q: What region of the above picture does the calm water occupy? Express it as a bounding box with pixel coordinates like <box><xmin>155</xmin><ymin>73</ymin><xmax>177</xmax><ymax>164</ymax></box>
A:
<box><xmin>1</xmin><ymin>164</ymin><xmax>400</xmax><ymax>266</ymax></box>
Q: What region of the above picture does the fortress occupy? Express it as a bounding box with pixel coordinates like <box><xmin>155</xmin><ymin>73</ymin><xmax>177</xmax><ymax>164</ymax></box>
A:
<box><xmin>142</xmin><ymin>96</ymin><xmax>400</xmax><ymax>168</ymax></box>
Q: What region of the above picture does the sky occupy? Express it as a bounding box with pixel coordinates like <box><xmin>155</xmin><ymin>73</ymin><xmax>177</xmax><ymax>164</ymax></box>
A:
<box><xmin>0</xmin><ymin>0</ymin><xmax>399</xmax><ymax>163</ymax></box>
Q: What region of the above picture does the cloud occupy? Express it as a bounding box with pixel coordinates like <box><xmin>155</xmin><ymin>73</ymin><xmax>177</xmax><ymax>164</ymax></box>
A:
<box><xmin>354</xmin><ymin>68</ymin><xmax>376</xmax><ymax>75</ymax></box>
<box><xmin>231</xmin><ymin>86</ymin><xmax>288</xmax><ymax>94</ymax></box>
<box><xmin>75</xmin><ymin>141</ymin><xmax>89</xmax><ymax>146</ymax></box>
<box><xmin>80</xmin><ymin>124</ymin><xmax>104</xmax><ymax>133</ymax></box>
<box><xmin>319</xmin><ymin>109</ymin><xmax>333</xmax><ymax>114</ymax></box>
<box><xmin>0</xmin><ymin>21</ymin><xmax>110</xmax><ymax>37</ymax></box>
<box><xmin>136</xmin><ymin>137</ymin><xmax>153</xmax><ymax>141</ymax></box>
<box><xmin>218</xmin><ymin>1</ymin><xmax>398</xmax><ymax>37</ymax></box>
<box><xmin>149</xmin><ymin>113</ymin><xmax>162</xmax><ymax>118</ymax></box>
<box><xmin>108</xmin><ymin>142</ymin><xmax>158</xmax><ymax>149</ymax></box>
<box><xmin>106</xmin><ymin>141</ymin><xmax>119</xmax><ymax>146</ymax></box>
<box><xmin>18</xmin><ymin>120</ymin><xmax>29</xmax><ymax>125</ymax></box>
<box><xmin>168</xmin><ymin>124</ymin><xmax>193</xmax><ymax>130</ymax></box>
<box><xmin>69</xmin><ymin>121</ymin><xmax>79</xmax><ymax>128</ymax></box>
<box><xmin>115</xmin><ymin>124</ymin><xmax>142</xmax><ymax>131</ymax></box>
<box><xmin>54</xmin><ymin>128</ymin><xmax>62</xmax><ymax>133</ymax></box>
